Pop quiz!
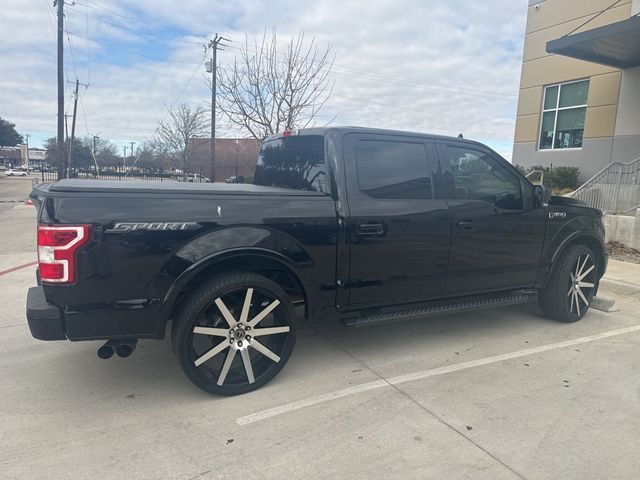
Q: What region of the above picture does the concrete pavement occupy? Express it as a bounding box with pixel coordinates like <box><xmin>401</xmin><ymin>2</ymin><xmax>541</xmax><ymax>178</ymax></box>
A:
<box><xmin>1</xmin><ymin>201</ymin><xmax>640</xmax><ymax>480</ymax></box>
<box><xmin>0</xmin><ymin>175</ymin><xmax>34</xmax><ymax>214</ymax></box>
<box><xmin>600</xmin><ymin>258</ymin><xmax>640</xmax><ymax>299</ymax></box>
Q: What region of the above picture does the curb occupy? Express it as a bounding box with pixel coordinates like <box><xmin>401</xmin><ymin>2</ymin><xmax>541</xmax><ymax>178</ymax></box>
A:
<box><xmin>591</xmin><ymin>296</ymin><xmax>618</xmax><ymax>313</ymax></box>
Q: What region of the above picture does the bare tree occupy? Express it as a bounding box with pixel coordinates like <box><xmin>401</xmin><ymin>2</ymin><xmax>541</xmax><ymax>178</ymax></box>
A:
<box><xmin>157</xmin><ymin>104</ymin><xmax>209</xmax><ymax>173</ymax></box>
<box><xmin>215</xmin><ymin>30</ymin><xmax>335</xmax><ymax>141</ymax></box>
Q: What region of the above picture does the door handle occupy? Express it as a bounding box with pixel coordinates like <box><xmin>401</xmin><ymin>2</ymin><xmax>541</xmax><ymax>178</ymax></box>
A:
<box><xmin>356</xmin><ymin>223</ymin><xmax>385</xmax><ymax>236</ymax></box>
<box><xmin>456</xmin><ymin>220</ymin><xmax>478</xmax><ymax>231</ymax></box>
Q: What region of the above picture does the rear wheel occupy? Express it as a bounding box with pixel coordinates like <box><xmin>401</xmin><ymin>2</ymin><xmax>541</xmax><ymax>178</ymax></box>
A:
<box><xmin>539</xmin><ymin>244</ymin><xmax>598</xmax><ymax>322</ymax></box>
<box><xmin>173</xmin><ymin>272</ymin><xmax>297</xmax><ymax>395</ymax></box>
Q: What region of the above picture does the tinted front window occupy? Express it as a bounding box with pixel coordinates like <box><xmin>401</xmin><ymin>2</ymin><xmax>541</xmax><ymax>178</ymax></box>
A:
<box><xmin>254</xmin><ymin>136</ymin><xmax>327</xmax><ymax>192</ymax></box>
<box><xmin>443</xmin><ymin>146</ymin><xmax>522</xmax><ymax>210</ymax></box>
<box><xmin>355</xmin><ymin>140</ymin><xmax>432</xmax><ymax>199</ymax></box>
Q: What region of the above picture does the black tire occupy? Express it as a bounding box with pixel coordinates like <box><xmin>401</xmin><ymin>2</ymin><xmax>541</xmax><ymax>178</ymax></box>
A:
<box><xmin>539</xmin><ymin>244</ymin><xmax>598</xmax><ymax>322</ymax></box>
<box><xmin>172</xmin><ymin>271</ymin><xmax>297</xmax><ymax>395</ymax></box>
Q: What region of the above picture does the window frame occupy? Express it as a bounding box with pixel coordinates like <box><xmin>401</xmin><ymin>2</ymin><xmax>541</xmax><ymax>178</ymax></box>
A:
<box><xmin>538</xmin><ymin>78</ymin><xmax>589</xmax><ymax>151</ymax></box>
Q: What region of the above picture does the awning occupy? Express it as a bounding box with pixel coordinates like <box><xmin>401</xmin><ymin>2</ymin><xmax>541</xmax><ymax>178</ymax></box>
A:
<box><xmin>546</xmin><ymin>15</ymin><xmax>640</xmax><ymax>69</ymax></box>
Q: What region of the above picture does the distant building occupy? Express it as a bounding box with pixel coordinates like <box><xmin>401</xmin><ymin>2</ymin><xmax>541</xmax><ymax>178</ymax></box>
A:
<box><xmin>188</xmin><ymin>138</ymin><xmax>261</xmax><ymax>182</ymax></box>
<box><xmin>0</xmin><ymin>145</ymin><xmax>46</xmax><ymax>168</ymax></box>
<box><xmin>513</xmin><ymin>0</ymin><xmax>640</xmax><ymax>180</ymax></box>
<box><xmin>23</xmin><ymin>147</ymin><xmax>46</xmax><ymax>168</ymax></box>
<box><xmin>0</xmin><ymin>146</ymin><xmax>22</xmax><ymax>167</ymax></box>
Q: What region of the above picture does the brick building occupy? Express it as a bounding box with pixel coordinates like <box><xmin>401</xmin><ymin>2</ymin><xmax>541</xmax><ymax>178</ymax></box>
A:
<box><xmin>187</xmin><ymin>138</ymin><xmax>261</xmax><ymax>182</ymax></box>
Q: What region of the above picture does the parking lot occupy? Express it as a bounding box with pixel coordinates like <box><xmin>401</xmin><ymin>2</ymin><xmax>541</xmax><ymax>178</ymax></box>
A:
<box><xmin>1</xmin><ymin>180</ymin><xmax>640</xmax><ymax>479</ymax></box>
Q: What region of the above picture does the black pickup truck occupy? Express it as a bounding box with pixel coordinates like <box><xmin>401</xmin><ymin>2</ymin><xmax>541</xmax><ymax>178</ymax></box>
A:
<box><xmin>27</xmin><ymin>127</ymin><xmax>607</xmax><ymax>395</ymax></box>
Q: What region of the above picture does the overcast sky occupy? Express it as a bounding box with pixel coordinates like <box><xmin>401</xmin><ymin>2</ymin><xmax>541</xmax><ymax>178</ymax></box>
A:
<box><xmin>0</xmin><ymin>0</ymin><xmax>527</xmax><ymax>159</ymax></box>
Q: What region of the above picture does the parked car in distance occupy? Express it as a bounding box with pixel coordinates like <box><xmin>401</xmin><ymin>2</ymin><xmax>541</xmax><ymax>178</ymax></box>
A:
<box><xmin>26</xmin><ymin>127</ymin><xmax>607</xmax><ymax>395</ymax></box>
<box><xmin>5</xmin><ymin>169</ymin><xmax>27</xmax><ymax>176</ymax></box>
<box><xmin>176</xmin><ymin>173</ymin><xmax>210</xmax><ymax>183</ymax></box>
<box><xmin>226</xmin><ymin>175</ymin><xmax>246</xmax><ymax>184</ymax></box>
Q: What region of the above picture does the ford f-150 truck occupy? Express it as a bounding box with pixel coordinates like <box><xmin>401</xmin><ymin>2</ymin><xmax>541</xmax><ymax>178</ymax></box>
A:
<box><xmin>27</xmin><ymin>127</ymin><xmax>607</xmax><ymax>395</ymax></box>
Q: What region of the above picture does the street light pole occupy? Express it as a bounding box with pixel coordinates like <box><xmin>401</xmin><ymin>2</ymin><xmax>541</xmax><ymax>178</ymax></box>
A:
<box><xmin>91</xmin><ymin>133</ymin><xmax>101</xmax><ymax>177</ymax></box>
<box><xmin>25</xmin><ymin>134</ymin><xmax>30</xmax><ymax>172</ymax></box>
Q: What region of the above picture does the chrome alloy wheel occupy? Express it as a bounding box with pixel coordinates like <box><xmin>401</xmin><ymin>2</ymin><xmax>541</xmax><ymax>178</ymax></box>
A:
<box><xmin>190</xmin><ymin>287</ymin><xmax>292</xmax><ymax>388</ymax></box>
<box><xmin>567</xmin><ymin>253</ymin><xmax>596</xmax><ymax>316</ymax></box>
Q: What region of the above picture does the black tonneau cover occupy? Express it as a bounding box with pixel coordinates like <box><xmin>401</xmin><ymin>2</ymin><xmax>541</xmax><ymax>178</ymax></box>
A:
<box><xmin>46</xmin><ymin>179</ymin><xmax>326</xmax><ymax>196</ymax></box>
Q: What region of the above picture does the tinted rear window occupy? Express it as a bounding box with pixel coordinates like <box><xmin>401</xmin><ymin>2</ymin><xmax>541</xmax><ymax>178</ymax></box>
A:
<box><xmin>355</xmin><ymin>140</ymin><xmax>432</xmax><ymax>199</ymax></box>
<box><xmin>254</xmin><ymin>136</ymin><xmax>327</xmax><ymax>192</ymax></box>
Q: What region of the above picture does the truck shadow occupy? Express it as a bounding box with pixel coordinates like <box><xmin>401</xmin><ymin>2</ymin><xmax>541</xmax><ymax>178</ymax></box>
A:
<box><xmin>63</xmin><ymin>301</ymin><xmax>596</xmax><ymax>403</ymax></box>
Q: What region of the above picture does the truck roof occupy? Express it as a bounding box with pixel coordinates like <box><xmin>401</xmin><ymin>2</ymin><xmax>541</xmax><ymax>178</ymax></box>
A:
<box><xmin>264</xmin><ymin>126</ymin><xmax>486</xmax><ymax>147</ymax></box>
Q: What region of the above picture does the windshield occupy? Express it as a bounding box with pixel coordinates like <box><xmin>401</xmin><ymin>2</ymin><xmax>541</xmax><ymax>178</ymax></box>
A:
<box><xmin>253</xmin><ymin>135</ymin><xmax>327</xmax><ymax>193</ymax></box>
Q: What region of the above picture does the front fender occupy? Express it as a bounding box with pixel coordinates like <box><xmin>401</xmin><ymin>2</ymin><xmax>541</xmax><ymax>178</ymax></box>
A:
<box><xmin>538</xmin><ymin>214</ymin><xmax>606</xmax><ymax>288</ymax></box>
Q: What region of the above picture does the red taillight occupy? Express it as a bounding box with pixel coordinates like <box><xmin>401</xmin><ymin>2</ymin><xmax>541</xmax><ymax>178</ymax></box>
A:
<box><xmin>282</xmin><ymin>130</ymin><xmax>298</xmax><ymax>137</ymax></box>
<box><xmin>37</xmin><ymin>225</ymin><xmax>92</xmax><ymax>284</ymax></box>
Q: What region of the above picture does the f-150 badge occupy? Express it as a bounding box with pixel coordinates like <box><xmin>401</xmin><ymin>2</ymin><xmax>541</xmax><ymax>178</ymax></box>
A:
<box><xmin>106</xmin><ymin>222</ymin><xmax>200</xmax><ymax>233</ymax></box>
<box><xmin>549</xmin><ymin>212</ymin><xmax>566</xmax><ymax>219</ymax></box>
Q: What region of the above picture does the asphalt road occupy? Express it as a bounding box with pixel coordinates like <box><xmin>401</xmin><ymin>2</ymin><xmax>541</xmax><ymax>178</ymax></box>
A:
<box><xmin>1</xmin><ymin>203</ymin><xmax>640</xmax><ymax>480</ymax></box>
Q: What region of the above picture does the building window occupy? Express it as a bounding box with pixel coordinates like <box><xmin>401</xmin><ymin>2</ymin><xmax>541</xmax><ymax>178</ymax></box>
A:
<box><xmin>539</xmin><ymin>79</ymin><xmax>589</xmax><ymax>150</ymax></box>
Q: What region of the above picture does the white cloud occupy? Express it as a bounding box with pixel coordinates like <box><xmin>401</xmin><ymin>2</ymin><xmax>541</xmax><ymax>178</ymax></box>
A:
<box><xmin>0</xmin><ymin>0</ymin><xmax>527</xmax><ymax>154</ymax></box>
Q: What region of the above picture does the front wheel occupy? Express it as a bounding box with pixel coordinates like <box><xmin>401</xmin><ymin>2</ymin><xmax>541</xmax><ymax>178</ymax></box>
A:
<box><xmin>539</xmin><ymin>244</ymin><xmax>598</xmax><ymax>322</ymax></box>
<box><xmin>172</xmin><ymin>272</ymin><xmax>297</xmax><ymax>395</ymax></box>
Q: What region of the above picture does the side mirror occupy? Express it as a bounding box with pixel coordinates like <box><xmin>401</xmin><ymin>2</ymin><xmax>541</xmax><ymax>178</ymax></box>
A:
<box><xmin>533</xmin><ymin>184</ymin><xmax>550</xmax><ymax>208</ymax></box>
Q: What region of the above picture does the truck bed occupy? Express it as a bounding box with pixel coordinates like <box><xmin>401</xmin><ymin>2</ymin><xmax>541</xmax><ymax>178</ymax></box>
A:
<box><xmin>38</xmin><ymin>179</ymin><xmax>327</xmax><ymax>197</ymax></box>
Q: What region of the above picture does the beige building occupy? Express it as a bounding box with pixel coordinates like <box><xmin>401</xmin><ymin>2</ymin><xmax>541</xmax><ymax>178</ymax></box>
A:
<box><xmin>513</xmin><ymin>0</ymin><xmax>640</xmax><ymax>180</ymax></box>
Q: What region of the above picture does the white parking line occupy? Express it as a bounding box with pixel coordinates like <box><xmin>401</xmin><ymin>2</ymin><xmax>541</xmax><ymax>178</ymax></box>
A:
<box><xmin>237</xmin><ymin>324</ymin><xmax>640</xmax><ymax>426</ymax></box>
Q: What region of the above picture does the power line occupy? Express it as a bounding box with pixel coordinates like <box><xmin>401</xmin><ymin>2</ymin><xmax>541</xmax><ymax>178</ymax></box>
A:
<box><xmin>64</xmin><ymin>30</ymin><xmax>204</xmax><ymax>64</ymax></box>
<box><xmin>84</xmin><ymin>0</ymin><xmax>90</xmax><ymax>84</ymax></box>
<box><xmin>79</xmin><ymin>94</ymin><xmax>90</xmax><ymax>135</ymax></box>
<box><xmin>41</xmin><ymin>0</ymin><xmax>56</xmax><ymax>39</ymax></box>
<box><xmin>67</xmin><ymin>8</ymin><xmax>204</xmax><ymax>46</ymax></box>
<box><xmin>221</xmin><ymin>43</ymin><xmax>517</xmax><ymax>100</ymax></box>
<box><xmin>564</xmin><ymin>0</ymin><xmax>625</xmax><ymax>36</ymax></box>
<box><xmin>64</xmin><ymin>14</ymin><xmax>79</xmax><ymax>80</ymax></box>
<box><xmin>74</xmin><ymin>0</ymin><xmax>209</xmax><ymax>38</ymax></box>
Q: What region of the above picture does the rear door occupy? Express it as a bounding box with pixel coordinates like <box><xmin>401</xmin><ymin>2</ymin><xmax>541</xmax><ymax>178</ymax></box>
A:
<box><xmin>344</xmin><ymin>133</ymin><xmax>451</xmax><ymax>308</ymax></box>
<box><xmin>436</xmin><ymin>141</ymin><xmax>545</xmax><ymax>296</ymax></box>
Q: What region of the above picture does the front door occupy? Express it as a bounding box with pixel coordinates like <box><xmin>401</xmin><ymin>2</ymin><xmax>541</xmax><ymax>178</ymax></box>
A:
<box><xmin>436</xmin><ymin>142</ymin><xmax>545</xmax><ymax>296</ymax></box>
<box><xmin>344</xmin><ymin>133</ymin><xmax>451</xmax><ymax>309</ymax></box>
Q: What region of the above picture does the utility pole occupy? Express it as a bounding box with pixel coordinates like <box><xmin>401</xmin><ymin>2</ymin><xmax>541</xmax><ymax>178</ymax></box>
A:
<box><xmin>123</xmin><ymin>146</ymin><xmax>127</xmax><ymax>170</ymax></box>
<box><xmin>55</xmin><ymin>0</ymin><xmax>64</xmax><ymax>179</ymax></box>
<box><xmin>67</xmin><ymin>78</ymin><xmax>80</xmax><ymax>178</ymax></box>
<box><xmin>205</xmin><ymin>34</ymin><xmax>229</xmax><ymax>182</ymax></box>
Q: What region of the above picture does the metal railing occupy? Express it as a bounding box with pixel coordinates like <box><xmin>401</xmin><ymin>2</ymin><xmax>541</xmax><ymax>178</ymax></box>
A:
<box><xmin>525</xmin><ymin>169</ymin><xmax>544</xmax><ymax>185</ymax></box>
<box><xmin>569</xmin><ymin>157</ymin><xmax>640</xmax><ymax>213</ymax></box>
<box><xmin>31</xmin><ymin>166</ymin><xmax>209</xmax><ymax>185</ymax></box>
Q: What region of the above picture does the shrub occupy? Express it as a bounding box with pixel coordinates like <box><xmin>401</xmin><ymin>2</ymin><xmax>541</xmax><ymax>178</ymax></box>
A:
<box><xmin>551</xmin><ymin>166</ymin><xmax>580</xmax><ymax>190</ymax></box>
<box><xmin>523</xmin><ymin>165</ymin><xmax>580</xmax><ymax>192</ymax></box>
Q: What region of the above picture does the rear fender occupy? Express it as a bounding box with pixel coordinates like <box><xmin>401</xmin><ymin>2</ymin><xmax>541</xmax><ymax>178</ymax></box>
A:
<box><xmin>155</xmin><ymin>226</ymin><xmax>312</xmax><ymax>336</ymax></box>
